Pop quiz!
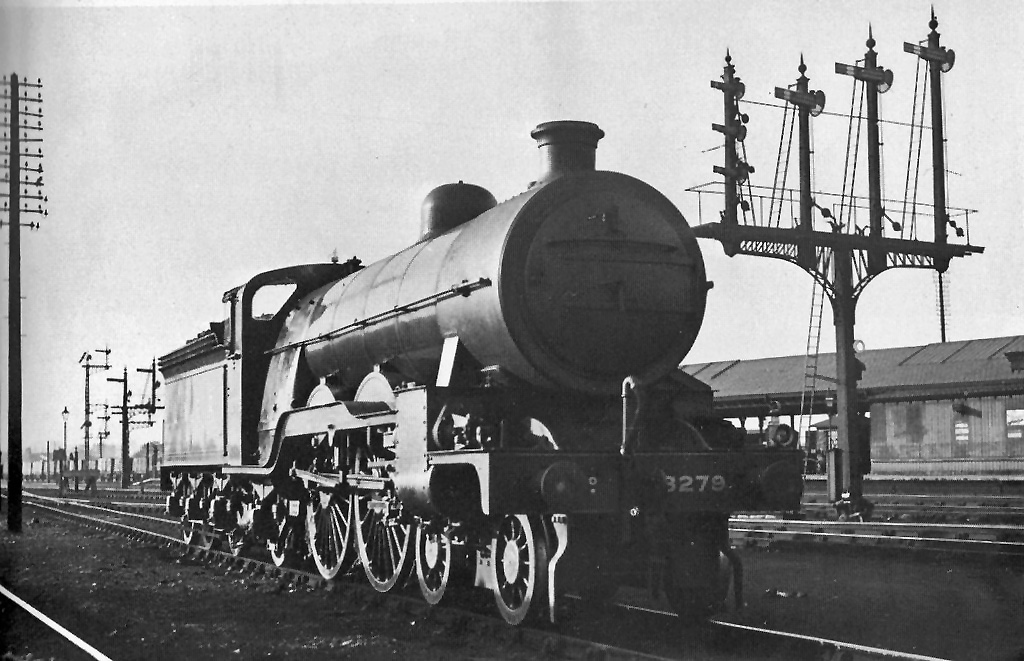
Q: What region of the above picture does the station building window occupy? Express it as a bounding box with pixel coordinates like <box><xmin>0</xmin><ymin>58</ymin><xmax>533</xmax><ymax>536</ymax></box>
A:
<box><xmin>1007</xmin><ymin>408</ymin><xmax>1024</xmax><ymax>457</ymax></box>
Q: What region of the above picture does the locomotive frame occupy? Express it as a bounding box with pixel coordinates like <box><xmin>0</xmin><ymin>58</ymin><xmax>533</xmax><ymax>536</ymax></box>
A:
<box><xmin>160</xmin><ymin>121</ymin><xmax>803</xmax><ymax>624</ymax></box>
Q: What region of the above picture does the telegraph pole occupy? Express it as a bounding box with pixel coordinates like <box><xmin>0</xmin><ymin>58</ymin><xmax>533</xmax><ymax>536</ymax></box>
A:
<box><xmin>2</xmin><ymin>73</ymin><xmax>46</xmax><ymax>533</ymax></box>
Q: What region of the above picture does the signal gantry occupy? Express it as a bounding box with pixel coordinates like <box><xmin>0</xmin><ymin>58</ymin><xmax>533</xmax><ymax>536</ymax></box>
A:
<box><xmin>688</xmin><ymin>13</ymin><xmax>983</xmax><ymax>515</ymax></box>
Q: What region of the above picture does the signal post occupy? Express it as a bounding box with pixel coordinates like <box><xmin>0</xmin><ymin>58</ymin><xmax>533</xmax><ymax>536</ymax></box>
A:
<box><xmin>108</xmin><ymin>360</ymin><xmax>161</xmax><ymax>488</ymax></box>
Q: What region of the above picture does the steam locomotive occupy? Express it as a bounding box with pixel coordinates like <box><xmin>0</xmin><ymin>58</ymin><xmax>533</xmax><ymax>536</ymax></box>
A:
<box><xmin>160</xmin><ymin>120</ymin><xmax>803</xmax><ymax>624</ymax></box>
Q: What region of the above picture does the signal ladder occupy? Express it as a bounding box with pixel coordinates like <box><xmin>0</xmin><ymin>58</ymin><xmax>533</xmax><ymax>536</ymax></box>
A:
<box><xmin>798</xmin><ymin>276</ymin><xmax>827</xmax><ymax>459</ymax></box>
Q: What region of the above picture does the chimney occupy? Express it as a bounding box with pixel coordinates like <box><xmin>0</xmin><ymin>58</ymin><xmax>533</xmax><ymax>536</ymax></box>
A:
<box><xmin>530</xmin><ymin>120</ymin><xmax>605</xmax><ymax>184</ymax></box>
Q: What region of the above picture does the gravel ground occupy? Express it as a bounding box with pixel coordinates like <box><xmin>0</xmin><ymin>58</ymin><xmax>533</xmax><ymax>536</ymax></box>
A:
<box><xmin>2</xmin><ymin>499</ymin><xmax>1023</xmax><ymax>661</ymax></box>
<box><xmin>732</xmin><ymin>544</ymin><xmax>1024</xmax><ymax>661</ymax></box>
<box><xmin>0</xmin><ymin>509</ymin><xmax>538</xmax><ymax>660</ymax></box>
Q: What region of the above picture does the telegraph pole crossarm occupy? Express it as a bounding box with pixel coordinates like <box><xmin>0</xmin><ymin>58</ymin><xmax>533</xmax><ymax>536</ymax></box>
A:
<box><xmin>690</xmin><ymin>17</ymin><xmax>983</xmax><ymax>519</ymax></box>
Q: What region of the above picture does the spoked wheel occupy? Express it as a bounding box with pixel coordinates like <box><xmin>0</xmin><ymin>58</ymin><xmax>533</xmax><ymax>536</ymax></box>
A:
<box><xmin>179</xmin><ymin>478</ymin><xmax>215</xmax><ymax>550</ymax></box>
<box><xmin>227</xmin><ymin>527</ymin><xmax>248</xmax><ymax>557</ymax></box>
<box><xmin>355</xmin><ymin>495</ymin><xmax>412</xmax><ymax>592</ymax></box>
<box><xmin>227</xmin><ymin>484</ymin><xmax>258</xmax><ymax>558</ymax></box>
<box><xmin>415</xmin><ymin>523</ymin><xmax>456</xmax><ymax>605</ymax></box>
<box><xmin>268</xmin><ymin>493</ymin><xmax>304</xmax><ymax>568</ymax></box>
<box><xmin>183</xmin><ymin>520</ymin><xmax>215</xmax><ymax>550</ymax></box>
<box><xmin>490</xmin><ymin>514</ymin><xmax>549</xmax><ymax>625</ymax></box>
<box><xmin>307</xmin><ymin>489</ymin><xmax>356</xmax><ymax>580</ymax></box>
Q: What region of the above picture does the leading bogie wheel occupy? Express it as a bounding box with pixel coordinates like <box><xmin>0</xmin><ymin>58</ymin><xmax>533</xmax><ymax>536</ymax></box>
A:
<box><xmin>307</xmin><ymin>489</ymin><xmax>356</xmax><ymax>580</ymax></box>
<box><xmin>355</xmin><ymin>495</ymin><xmax>412</xmax><ymax>592</ymax></box>
<box><xmin>490</xmin><ymin>514</ymin><xmax>549</xmax><ymax>625</ymax></box>
<box><xmin>415</xmin><ymin>522</ymin><xmax>455</xmax><ymax>605</ymax></box>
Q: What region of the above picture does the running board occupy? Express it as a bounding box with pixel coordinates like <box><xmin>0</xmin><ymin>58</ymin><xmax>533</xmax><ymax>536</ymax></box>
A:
<box><xmin>225</xmin><ymin>400</ymin><xmax>395</xmax><ymax>478</ymax></box>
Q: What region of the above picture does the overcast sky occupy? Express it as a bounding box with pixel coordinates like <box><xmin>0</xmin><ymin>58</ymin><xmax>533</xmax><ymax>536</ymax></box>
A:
<box><xmin>2</xmin><ymin>0</ymin><xmax>1021</xmax><ymax>461</ymax></box>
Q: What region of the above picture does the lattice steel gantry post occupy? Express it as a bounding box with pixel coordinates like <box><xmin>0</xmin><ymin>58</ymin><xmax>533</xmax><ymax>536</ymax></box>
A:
<box><xmin>691</xmin><ymin>15</ymin><xmax>983</xmax><ymax>516</ymax></box>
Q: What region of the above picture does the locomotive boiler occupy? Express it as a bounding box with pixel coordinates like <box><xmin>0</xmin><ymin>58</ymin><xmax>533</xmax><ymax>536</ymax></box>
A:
<box><xmin>160</xmin><ymin>120</ymin><xmax>803</xmax><ymax>624</ymax></box>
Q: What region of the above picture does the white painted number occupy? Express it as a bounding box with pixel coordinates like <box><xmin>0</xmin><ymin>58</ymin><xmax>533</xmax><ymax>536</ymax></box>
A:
<box><xmin>664</xmin><ymin>474</ymin><xmax>727</xmax><ymax>493</ymax></box>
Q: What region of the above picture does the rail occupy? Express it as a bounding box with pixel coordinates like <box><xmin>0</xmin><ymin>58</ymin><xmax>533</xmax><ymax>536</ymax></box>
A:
<box><xmin>709</xmin><ymin>619</ymin><xmax>952</xmax><ymax>661</ymax></box>
<box><xmin>0</xmin><ymin>582</ymin><xmax>115</xmax><ymax>661</ymax></box>
<box><xmin>730</xmin><ymin>515</ymin><xmax>1024</xmax><ymax>553</ymax></box>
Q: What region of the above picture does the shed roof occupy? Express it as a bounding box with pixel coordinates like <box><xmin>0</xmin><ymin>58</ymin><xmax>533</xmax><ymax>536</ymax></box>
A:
<box><xmin>682</xmin><ymin>335</ymin><xmax>1024</xmax><ymax>417</ymax></box>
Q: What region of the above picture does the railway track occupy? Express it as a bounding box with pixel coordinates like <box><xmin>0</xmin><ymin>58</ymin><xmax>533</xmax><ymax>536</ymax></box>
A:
<box><xmin>731</xmin><ymin>515</ymin><xmax>1024</xmax><ymax>554</ymax></box>
<box><xmin>20</xmin><ymin>483</ymin><xmax>1024</xmax><ymax>553</ymax></box>
<box><xmin>801</xmin><ymin>478</ymin><xmax>1024</xmax><ymax>523</ymax></box>
<box><xmin>801</xmin><ymin>495</ymin><xmax>1024</xmax><ymax>525</ymax></box>
<box><xmin>8</xmin><ymin>489</ymin><xmax>962</xmax><ymax>660</ymax></box>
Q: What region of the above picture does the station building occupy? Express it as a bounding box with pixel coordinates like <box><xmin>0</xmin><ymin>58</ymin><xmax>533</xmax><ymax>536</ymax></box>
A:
<box><xmin>683</xmin><ymin>335</ymin><xmax>1024</xmax><ymax>477</ymax></box>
